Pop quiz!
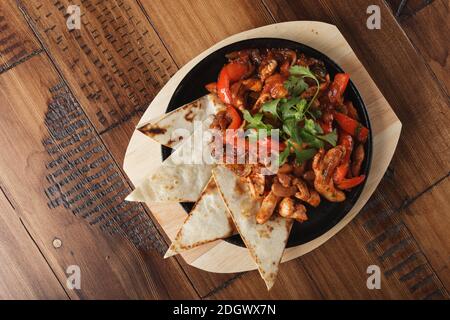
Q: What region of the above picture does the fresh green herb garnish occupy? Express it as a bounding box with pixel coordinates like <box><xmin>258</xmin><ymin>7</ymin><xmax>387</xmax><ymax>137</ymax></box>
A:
<box><xmin>261</xmin><ymin>98</ymin><xmax>280</xmax><ymax>119</ymax></box>
<box><xmin>241</xmin><ymin>65</ymin><xmax>334</xmax><ymax>166</ymax></box>
<box><xmin>286</xmin><ymin>65</ymin><xmax>320</xmax><ymax>113</ymax></box>
<box><xmin>284</xmin><ymin>75</ymin><xmax>308</xmax><ymax>96</ymax></box>
<box><xmin>293</xmin><ymin>147</ymin><xmax>317</xmax><ymax>164</ymax></box>
<box><xmin>299</xmin><ymin>129</ymin><xmax>324</xmax><ymax>149</ymax></box>
<box><xmin>318</xmin><ymin>129</ymin><xmax>338</xmax><ymax>147</ymax></box>
<box><xmin>281</xmin><ymin>98</ymin><xmax>307</xmax><ymax>121</ymax></box>
<box><xmin>242</xmin><ymin>110</ymin><xmax>272</xmax><ymax>131</ymax></box>
<box><xmin>278</xmin><ymin>141</ymin><xmax>292</xmax><ymax>166</ymax></box>
<box><xmin>303</xmin><ymin>118</ymin><xmax>318</xmax><ymax>135</ymax></box>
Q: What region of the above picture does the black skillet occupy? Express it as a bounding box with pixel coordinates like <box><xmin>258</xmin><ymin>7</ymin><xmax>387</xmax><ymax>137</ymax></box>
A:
<box><xmin>162</xmin><ymin>38</ymin><xmax>372</xmax><ymax>248</ymax></box>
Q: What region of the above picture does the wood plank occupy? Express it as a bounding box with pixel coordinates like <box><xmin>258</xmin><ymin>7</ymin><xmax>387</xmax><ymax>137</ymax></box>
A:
<box><xmin>398</xmin><ymin>0</ymin><xmax>449</xmax><ymax>97</ymax></box>
<box><xmin>385</xmin><ymin>0</ymin><xmax>436</xmax><ymax>17</ymax></box>
<box><xmin>0</xmin><ymin>188</ymin><xmax>68</xmax><ymax>299</ymax></box>
<box><xmin>0</xmin><ymin>54</ymin><xmax>197</xmax><ymax>299</ymax></box>
<box><xmin>13</xmin><ymin>0</ymin><xmax>232</xmax><ymax>297</ymax></box>
<box><xmin>206</xmin><ymin>261</ymin><xmax>322</xmax><ymax>299</ymax></box>
<box><xmin>401</xmin><ymin>176</ymin><xmax>450</xmax><ymax>292</ymax></box>
<box><xmin>18</xmin><ymin>0</ymin><xmax>177</xmax><ymax>133</ymax></box>
<box><xmin>0</xmin><ymin>0</ymin><xmax>41</xmax><ymax>72</ymax></box>
<box><xmin>207</xmin><ymin>221</ymin><xmax>406</xmax><ymax>299</ymax></box>
<box><xmin>139</xmin><ymin>0</ymin><xmax>274</xmax><ymax>65</ymax></box>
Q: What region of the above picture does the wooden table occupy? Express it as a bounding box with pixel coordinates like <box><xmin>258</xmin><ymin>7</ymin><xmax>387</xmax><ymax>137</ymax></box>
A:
<box><xmin>0</xmin><ymin>0</ymin><xmax>448</xmax><ymax>300</ymax></box>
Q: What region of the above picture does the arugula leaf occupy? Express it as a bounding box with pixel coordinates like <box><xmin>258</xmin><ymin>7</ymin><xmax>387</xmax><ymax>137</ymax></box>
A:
<box><xmin>243</xmin><ymin>110</ymin><xmax>272</xmax><ymax>130</ymax></box>
<box><xmin>318</xmin><ymin>128</ymin><xmax>338</xmax><ymax>147</ymax></box>
<box><xmin>293</xmin><ymin>147</ymin><xmax>317</xmax><ymax>164</ymax></box>
<box><xmin>261</xmin><ymin>99</ymin><xmax>280</xmax><ymax>119</ymax></box>
<box><xmin>278</xmin><ymin>142</ymin><xmax>291</xmax><ymax>166</ymax></box>
<box><xmin>284</xmin><ymin>76</ymin><xmax>308</xmax><ymax>96</ymax></box>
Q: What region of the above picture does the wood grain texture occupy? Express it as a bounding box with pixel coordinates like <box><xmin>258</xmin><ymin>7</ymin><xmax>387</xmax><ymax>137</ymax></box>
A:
<box><xmin>401</xmin><ymin>176</ymin><xmax>450</xmax><ymax>292</ymax></box>
<box><xmin>0</xmin><ymin>54</ymin><xmax>197</xmax><ymax>299</ymax></box>
<box><xmin>385</xmin><ymin>0</ymin><xmax>436</xmax><ymax>17</ymax></box>
<box><xmin>207</xmin><ymin>220</ymin><xmax>412</xmax><ymax>299</ymax></box>
<box><xmin>18</xmin><ymin>0</ymin><xmax>177</xmax><ymax>133</ymax></box>
<box><xmin>0</xmin><ymin>188</ymin><xmax>67</xmax><ymax>299</ymax></box>
<box><xmin>398</xmin><ymin>0</ymin><xmax>449</xmax><ymax>97</ymax></box>
<box><xmin>139</xmin><ymin>0</ymin><xmax>274</xmax><ymax>65</ymax></box>
<box><xmin>0</xmin><ymin>0</ymin><xmax>447</xmax><ymax>300</ymax></box>
<box><xmin>15</xmin><ymin>0</ymin><xmax>246</xmax><ymax>297</ymax></box>
<box><xmin>0</xmin><ymin>0</ymin><xmax>41</xmax><ymax>72</ymax></box>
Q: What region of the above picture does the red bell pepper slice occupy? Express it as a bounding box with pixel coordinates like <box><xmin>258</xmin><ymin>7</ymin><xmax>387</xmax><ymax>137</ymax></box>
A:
<box><xmin>337</xmin><ymin>175</ymin><xmax>366</xmax><ymax>190</ymax></box>
<box><xmin>205</xmin><ymin>82</ymin><xmax>217</xmax><ymax>94</ymax></box>
<box><xmin>328</xmin><ymin>73</ymin><xmax>350</xmax><ymax>105</ymax></box>
<box><xmin>319</xmin><ymin>111</ymin><xmax>334</xmax><ymax>134</ymax></box>
<box><xmin>217</xmin><ymin>62</ymin><xmax>248</xmax><ymax>105</ymax></box>
<box><xmin>333</xmin><ymin>132</ymin><xmax>353</xmax><ymax>184</ymax></box>
<box><xmin>334</xmin><ymin>112</ymin><xmax>369</xmax><ymax>142</ymax></box>
<box><xmin>226</xmin><ymin>105</ymin><xmax>242</xmax><ymax>130</ymax></box>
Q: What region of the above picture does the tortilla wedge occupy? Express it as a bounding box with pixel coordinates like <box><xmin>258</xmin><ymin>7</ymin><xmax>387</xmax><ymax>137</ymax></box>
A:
<box><xmin>164</xmin><ymin>177</ymin><xmax>234</xmax><ymax>258</ymax></box>
<box><xmin>212</xmin><ymin>165</ymin><xmax>293</xmax><ymax>290</ymax></box>
<box><xmin>138</xmin><ymin>94</ymin><xmax>225</xmax><ymax>148</ymax></box>
<box><xmin>126</xmin><ymin>125</ymin><xmax>216</xmax><ymax>203</ymax></box>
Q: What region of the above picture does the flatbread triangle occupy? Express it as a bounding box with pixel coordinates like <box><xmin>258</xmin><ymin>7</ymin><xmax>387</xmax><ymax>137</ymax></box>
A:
<box><xmin>164</xmin><ymin>177</ymin><xmax>234</xmax><ymax>258</ymax></box>
<box><xmin>212</xmin><ymin>165</ymin><xmax>293</xmax><ymax>290</ymax></box>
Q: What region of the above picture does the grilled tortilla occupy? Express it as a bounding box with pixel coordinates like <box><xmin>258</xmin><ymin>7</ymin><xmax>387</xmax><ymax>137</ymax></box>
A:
<box><xmin>212</xmin><ymin>166</ymin><xmax>293</xmax><ymax>290</ymax></box>
<box><xmin>164</xmin><ymin>177</ymin><xmax>234</xmax><ymax>258</ymax></box>
<box><xmin>138</xmin><ymin>94</ymin><xmax>225</xmax><ymax>148</ymax></box>
<box><xmin>126</xmin><ymin>125</ymin><xmax>216</xmax><ymax>203</ymax></box>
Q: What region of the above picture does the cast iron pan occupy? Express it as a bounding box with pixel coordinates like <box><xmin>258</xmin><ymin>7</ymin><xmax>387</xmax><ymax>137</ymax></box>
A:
<box><xmin>162</xmin><ymin>38</ymin><xmax>372</xmax><ymax>248</ymax></box>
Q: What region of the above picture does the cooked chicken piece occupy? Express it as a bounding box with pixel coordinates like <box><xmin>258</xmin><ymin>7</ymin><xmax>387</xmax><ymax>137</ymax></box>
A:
<box><xmin>303</xmin><ymin>170</ymin><xmax>315</xmax><ymax>183</ymax></box>
<box><xmin>278</xmin><ymin>198</ymin><xmax>308</xmax><ymax>222</ymax></box>
<box><xmin>351</xmin><ymin>143</ymin><xmax>365</xmax><ymax>177</ymax></box>
<box><xmin>277</xmin><ymin>173</ymin><xmax>292</xmax><ymax>188</ymax></box>
<box><xmin>306</xmin><ymin>190</ymin><xmax>321</xmax><ymax>207</ymax></box>
<box><xmin>271</xmin><ymin>179</ymin><xmax>297</xmax><ymax>197</ymax></box>
<box><xmin>227</xmin><ymin>164</ymin><xmax>253</xmax><ymax>177</ymax></box>
<box><xmin>247</xmin><ymin>171</ymin><xmax>265</xmax><ymax>199</ymax></box>
<box><xmin>277</xmin><ymin>163</ymin><xmax>293</xmax><ymax>174</ymax></box>
<box><xmin>230</xmin><ymin>78</ymin><xmax>263</xmax><ymax>110</ymax></box>
<box><xmin>293</xmin><ymin>161</ymin><xmax>306</xmax><ymax>177</ymax></box>
<box><xmin>252</xmin><ymin>73</ymin><xmax>288</xmax><ymax>112</ymax></box>
<box><xmin>312</xmin><ymin>147</ymin><xmax>346</xmax><ymax>202</ymax></box>
<box><xmin>258</xmin><ymin>59</ymin><xmax>277</xmax><ymax>81</ymax></box>
<box><xmin>293</xmin><ymin>178</ymin><xmax>310</xmax><ymax>200</ymax></box>
<box><xmin>256</xmin><ymin>191</ymin><xmax>280</xmax><ymax>224</ymax></box>
<box><xmin>293</xmin><ymin>178</ymin><xmax>321</xmax><ymax>207</ymax></box>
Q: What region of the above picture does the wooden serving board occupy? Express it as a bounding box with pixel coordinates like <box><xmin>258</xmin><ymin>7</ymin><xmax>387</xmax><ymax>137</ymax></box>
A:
<box><xmin>123</xmin><ymin>21</ymin><xmax>401</xmax><ymax>273</ymax></box>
